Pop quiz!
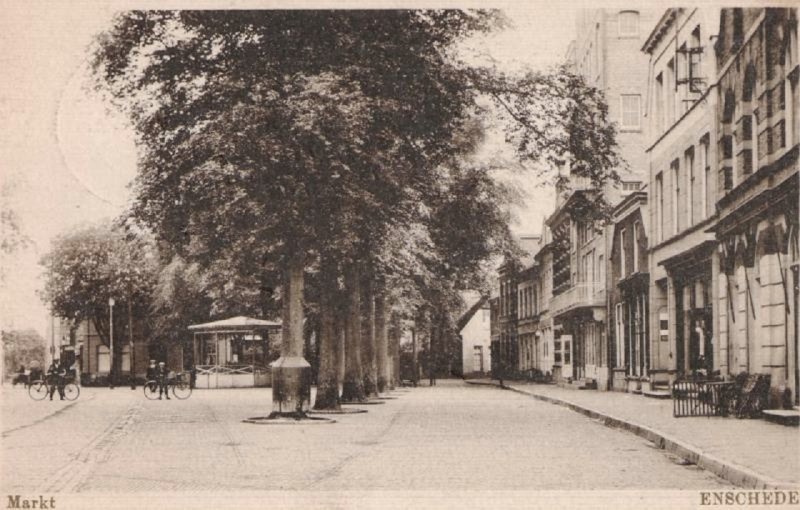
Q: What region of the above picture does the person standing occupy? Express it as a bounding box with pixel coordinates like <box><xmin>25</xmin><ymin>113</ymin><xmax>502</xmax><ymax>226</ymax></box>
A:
<box><xmin>47</xmin><ymin>360</ymin><xmax>65</xmax><ymax>401</ymax></box>
<box><xmin>146</xmin><ymin>360</ymin><xmax>157</xmax><ymax>390</ymax></box>
<box><xmin>156</xmin><ymin>361</ymin><xmax>170</xmax><ymax>400</ymax></box>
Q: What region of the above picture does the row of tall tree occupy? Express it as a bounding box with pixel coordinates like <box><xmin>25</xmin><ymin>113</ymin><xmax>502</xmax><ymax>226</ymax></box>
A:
<box><xmin>54</xmin><ymin>10</ymin><xmax>622</xmax><ymax>412</ymax></box>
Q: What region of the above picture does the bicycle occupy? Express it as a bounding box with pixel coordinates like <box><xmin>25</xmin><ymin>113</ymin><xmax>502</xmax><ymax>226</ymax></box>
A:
<box><xmin>143</xmin><ymin>372</ymin><xmax>192</xmax><ymax>400</ymax></box>
<box><xmin>28</xmin><ymin>377</ymin><xmax>80</xmax><ymax>401</ymax></box>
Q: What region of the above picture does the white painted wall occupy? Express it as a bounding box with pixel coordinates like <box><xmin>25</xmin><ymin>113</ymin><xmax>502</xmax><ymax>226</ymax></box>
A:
<box><xmin>461</xmin><ymin>304</ymin><xmax>492</xmax><ymax>375</ymax></box>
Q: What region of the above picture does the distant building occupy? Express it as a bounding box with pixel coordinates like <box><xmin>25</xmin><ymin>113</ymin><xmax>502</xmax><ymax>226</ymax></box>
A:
<box><xmin>532</xmin><ymin>224</ymin><xmax>556</xmax><ymax>378</ymax></box>
<box><xmin>59</xmin><ymin>318</ymin><xmax>182</xmax><ymax>385</ymax></box>
<box><xmin>457</xmin><ymin>296</ymin><xmax>491</xmax><ymax>376</ymax></box>
<box><xmin>515</xmin><ymin>236</ymin><xmax>541</xmax><ymax>378</ymax></box>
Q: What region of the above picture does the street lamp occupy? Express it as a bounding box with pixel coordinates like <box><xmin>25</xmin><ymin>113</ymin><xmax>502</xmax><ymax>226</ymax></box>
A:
<box><xmin>109</xmin><ymin>297</ymin><xmax>115</xmax><ymax>389</ymax></box>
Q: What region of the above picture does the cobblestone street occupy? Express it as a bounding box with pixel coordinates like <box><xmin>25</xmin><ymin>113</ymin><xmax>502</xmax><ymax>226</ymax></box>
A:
<box><xmin>2</xmin><ymin>380</ymin><xmax>730</xmax><ymax>494</ymax></box>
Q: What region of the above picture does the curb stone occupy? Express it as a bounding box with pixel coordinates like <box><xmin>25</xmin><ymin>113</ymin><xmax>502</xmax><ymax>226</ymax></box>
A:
<box><xmin>465</xmin><ymin>380</ymin><xmax>798</xmax><ymax>490</ymax></box>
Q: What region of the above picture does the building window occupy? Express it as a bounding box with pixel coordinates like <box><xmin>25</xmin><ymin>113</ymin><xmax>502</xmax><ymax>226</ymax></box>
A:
<box><xmin>632</xmin><ymin>221</ymin><xmax>640</xmax><ymax>272</ymax></box>
<box><xmin>667</xmin><ymin>59</ymin><xmax>676</xmax><ymax>126</ymax></box>
<box><xmin>655</xmin><ymin>73</ymin><xmax>665</xmax><ymax>134</ymax></box>
<box><xmin>97</xmin><ymin>345</ymin><xmax>110</xmax><ymax>373</ymax></box>
<box><xmin>685</xmin><ymin>146</ymin><xmax>695</xmax><ymax>226</ymax></box>
<box><xmin>700</xmin><ymin>135</ymin><xmax>710</xmax><ymax>219</ymax></box>
<box><xmin>622</xmin><ymin>181</ymin><xmax>641</xmax><ymax>191</ymax></box>
<box><xmin>120</xmin><ymin>344</ymin><xmax>131</xmax><ymax>372</ymax></box>
<box><xmin>598</xmin><ymin>254</ymin><xmax>604</xmax><ymax>284</ymax></box>
<box><xmin>689</xmin><ymin>26</ymin><xmax>703</xmax><ymax>93</ymax></box>
<box><xmin>619</xmin><ymin>11</ymin><xmax>639</xmax><ymax>37</ymax></box>
<box><xmin>615</xmin><ymin>303</ymin><xmax>624</xmax><ymax>368</ymax></box>
<box><xmin>678</xmin><ymin>43</ymin><xmax>690</xmax><ymax>112</ymax></box>
<box><xmin>656</xmin><ymin>172</ymin><xmax>664</xmax><ymax>242</ymax></box>
<box><xmin>621</xmin><ymin>95</ymin><xmax>641</xmax><ymax>129</ymax></box>
<box><xmin>742</xmin><ymin>65</ymin><xmax>757</xmax><ymax>176</ymax></box>
<box><xmin>732</xmin><ymin>9</ymin><xmax>744</xmax><ymax>50</ymax></box>
<box><xmin>671</xmin><ymin>159</ymin><xmax>681</xmax><ymax>234</ymax></box>
<box><xmin>620</xmin><ymin>227</ymin><xmax>627</xmax><ymax>278</ymax></box>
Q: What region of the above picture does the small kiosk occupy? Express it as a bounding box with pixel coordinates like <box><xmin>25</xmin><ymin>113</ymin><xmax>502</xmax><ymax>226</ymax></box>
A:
<box><xmin>188</xmin><ymin>316</ymin><xmax>282</xmax><ymax>388</ymax></box>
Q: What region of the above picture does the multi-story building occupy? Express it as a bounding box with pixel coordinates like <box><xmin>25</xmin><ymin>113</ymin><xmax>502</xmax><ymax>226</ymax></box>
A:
<box><xmin>711</xmin><ymin>8</ymin><xmax>799</xmax><ymax>404</ymax></box>
<box><xmin>493</xmin><ymin>258</ymin><xmax>518</xmax><ymax>379</ymax></box>
<box><xmin>545</xmin><ymin>8</ymin><xmax>655</xmax><ymax>390</ymax></box>
<box><xmin>532</xmin><ymin>225</ymin><xmax>555</xmax><ymax>378</ymax></box>
<box><xmin>547</xmin><ymin>189</ymin><xmax>609</xmax><ymax>388</ymax></box>
<box><xmin>643</xmin><ymin>8</ymin><xmax>721</xmax><ymax>386</ymax></box>
<box><xmin>491</xmin><ymin>236</ymin><xmax>539</xmax><ymax>379</ymax></box>
<box><xmin>488</xmin><ymin>294</ymin><xmax>501</xmax><ymax>377</ymax></box>
<box><xmin>608</xmin><ymin>190</ymin><xmax>650</xmax><ymax>392</ymax></box>
<box><xmin>516</xmin><ymin>236</ymin><xmax>541</xmax><ymax>377</ymax></box>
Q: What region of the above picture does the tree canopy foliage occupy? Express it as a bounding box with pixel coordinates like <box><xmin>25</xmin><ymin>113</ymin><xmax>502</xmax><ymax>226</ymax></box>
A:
<box><xmin>2</xmin><ymin>329</ymin><xmax>46</xmax><ymax>376</ymax></box>
<box><xmin>39</xmin><ymin>222</ymin><xmax>158</xmax><ymax>345</ymax></box>
<box><xmin>86</xmin><ymin>10</ymin><xmax>624</xmax><ymax>394</ymax></box>
<box><xmin>91</xmin><ymin>11</ymin><xmax>619</xmax><ymax>287</ymax></box>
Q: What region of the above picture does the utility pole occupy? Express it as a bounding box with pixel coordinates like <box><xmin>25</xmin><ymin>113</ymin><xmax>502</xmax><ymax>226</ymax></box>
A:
<box><xmin>50</xmin><ymin>312</ymin><xmax>56</xmax><ymax>365</ymax></box>
<box><xmin>128</xmin><ymin>298</ymin><xmax>135</xmax><ymax>389</ymax></box>
<box><xmin>109</xmin><ymin>297</ymin><xmax>115</xmax><ymax>389</ymax></box>
<box><xmin>411</xmin><ymin>327</ymin><xmax>418</xmax><ymax>386</ymax></box>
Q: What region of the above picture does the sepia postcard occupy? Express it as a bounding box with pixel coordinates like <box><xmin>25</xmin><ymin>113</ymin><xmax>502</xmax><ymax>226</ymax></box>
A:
<box><xmin>1</xmin><ymin>1</ymin><xmax>799</xmax><ymax>509</ymax></box>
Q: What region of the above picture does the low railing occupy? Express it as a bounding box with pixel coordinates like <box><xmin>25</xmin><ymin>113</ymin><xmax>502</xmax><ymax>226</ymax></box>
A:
<box><xmin>672</xmin><ymin>373</ymin><xmax>771</xmax><ymax>418</ymax></box>
<box><xmin>195</xmin><ymin>364</ymin><xmax>269</xmax><ymax>376</ymax></box>
<box><xmin>673</xmin><ymin>380</ymin><xmax>737</xmax><ymax>417</ymax></box>
<box><xmin>550</xmin><ymin>283</ymin><xmax>605</xmax><ymax>317</ymax></box>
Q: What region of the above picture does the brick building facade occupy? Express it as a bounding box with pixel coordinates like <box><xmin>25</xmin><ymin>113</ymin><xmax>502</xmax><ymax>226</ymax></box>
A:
<box><xmin>712</xmin><ymin>8</ymin><xmax>799</xmax><ymax>404</ymax></box>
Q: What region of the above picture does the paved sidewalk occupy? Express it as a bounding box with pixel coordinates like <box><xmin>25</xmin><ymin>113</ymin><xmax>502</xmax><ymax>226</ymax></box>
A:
<box><xmin>467</xmin><ymin>379</ymin><xmax>799</xmax><ymax>489</ymax></box>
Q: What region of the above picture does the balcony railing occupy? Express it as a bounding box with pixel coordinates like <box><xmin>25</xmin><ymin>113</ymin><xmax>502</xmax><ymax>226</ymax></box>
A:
<box><xmin>550</xmin><ymin>282</ymin><xmax>605</xmax><ymax>318</ymax></box>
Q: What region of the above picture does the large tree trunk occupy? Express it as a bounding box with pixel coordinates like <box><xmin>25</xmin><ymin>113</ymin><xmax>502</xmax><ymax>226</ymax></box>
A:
<box><xmin>390</xmin><ymin>314</ymin><xmax>401</xmax><ymax>388</ymax></box>
<box><xmin>428</xmin><ymin>314</ymin><xmax>438</xmax><ymax>384</ymax></box>
<box><xmin>270</xmin><ymin>258</ymin><xmax>311</xmax><ymax>417</ymax></box>
<box><xmin>361</xmin><ymin>277</ymin><xmax>378</xmax><ymax>397</ymax></box>
<box><xmin>375</xmin><ymin>286</ymin><xmax>389</xmax><ymax>393</ymax></box>
<box><xmin>128</xmin><ymin>298</ymin><xmax>135</xmax><ymax>388</ymax></box>
<box><xmin>336</xmin><ymin>312</ymin><xmax>346</xmax><ymax>396</ymax></box>
<box><xmin>341</xmin><ymin>264</ymin><xmax>366</xmax><ymax>402</ymax></box>
<box><xmin>313</xmin><ymin>265</ymin><xmax>340</xmax><ymax>411</ymax></box>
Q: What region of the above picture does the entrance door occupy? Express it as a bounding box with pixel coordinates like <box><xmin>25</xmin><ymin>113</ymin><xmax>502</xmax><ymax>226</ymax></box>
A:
<box><xmin>473</xmin><ymin>346</ymin><xmax>484</xmax><ymax>373</ymax></box>
<box><xmin>675</xmin><ymin>283</ymin><xmax>685</xmax><ymax>374</ymax></box>
<box><xmin>561</xmin><ymin>334</ymin><xmax>573</xmax><ymax>380</ymax></box>
<box><xmin>573</xmin><ymin>332</ymin><xmax>584</xmax><ymax>380</ymax></box>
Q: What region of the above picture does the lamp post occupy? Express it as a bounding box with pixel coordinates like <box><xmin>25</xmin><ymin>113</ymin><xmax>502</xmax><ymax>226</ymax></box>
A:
<box><xmin>129</xmin><ymin>299</ymin><xmax>135</xmax><ymax>390</ymax></box>
<box><xmin>109</xmin><ymin>297</ymin><xmax>115</xmax><ymax>389</ymax></box>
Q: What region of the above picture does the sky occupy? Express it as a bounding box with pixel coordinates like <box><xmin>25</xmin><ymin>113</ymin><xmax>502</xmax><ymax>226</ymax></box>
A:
<box><xmin>0</xmin><ymin>1</ymin><xmax>577</xmax><ymax>338</ymax></box>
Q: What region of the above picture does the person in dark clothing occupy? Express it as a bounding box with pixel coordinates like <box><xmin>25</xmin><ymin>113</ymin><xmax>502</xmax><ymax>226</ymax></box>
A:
<box><xmin>145</xmin><ymin>360</ymin><xmax>157</xmax><ymax>392</ymax></box>
<box><xmin>156</xmin><ymin>361</ymin><xmax>170</xmax><ymax>400</ymax></box>
<box><xmin>47</xmin><ymin>360</ymin><xmax>65</xmax><ymax>400</ymax></box>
